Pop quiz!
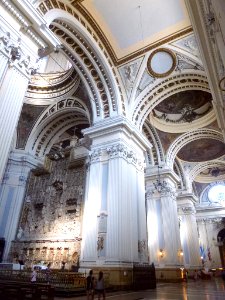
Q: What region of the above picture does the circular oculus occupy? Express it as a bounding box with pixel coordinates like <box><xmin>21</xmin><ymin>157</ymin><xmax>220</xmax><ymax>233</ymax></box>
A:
<box><xmin>147</xmin><ymin>48</ymin><xmax>176</xmax><ymax>78</ymax></box>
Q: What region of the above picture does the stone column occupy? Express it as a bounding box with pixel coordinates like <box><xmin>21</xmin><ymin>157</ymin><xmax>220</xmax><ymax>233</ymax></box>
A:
<box><xmin>80</xmin><ymin>118</ymin><xmax>150</xmax><ymax>268</ymax></box>
<box><xmin>177</xmin><ymin>193</ymin><xmax>201</xmax><ymax>268</ymax></box>
<box><xmin>0</xmin><ymin>151</ymin><xmax>41</xmax><ymax>261</ymax></box>
<box><xmin>145</xmin><ymin>167</ymin><xmax>181</xmax><ymax>268</ymax></box>
<box><xmin>0</xmin><ymin>29</ymin><xmax>33</xmax><ymax>183</ymax></box>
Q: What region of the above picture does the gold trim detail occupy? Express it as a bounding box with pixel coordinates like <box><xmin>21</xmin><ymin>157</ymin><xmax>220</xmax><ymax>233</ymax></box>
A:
<box><xmin>219</xmin><ymin>77</ymin><xmax>225</xmax><ymax>91</ymax></box>
<box><xmin>147</xmin><ymin>48</ymin><xmax>177</xmax><ymax>78</ymax></box>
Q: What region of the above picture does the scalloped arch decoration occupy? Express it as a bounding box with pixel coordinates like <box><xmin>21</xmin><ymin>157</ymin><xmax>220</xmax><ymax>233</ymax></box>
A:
<box><xmin>166</xmin><ymin>129</ymin><xmax>224</xmax><ymax>168</ymax></box>
<box><xmin>133</xmin><ymin>72</ymin><xmax>209</xmax><ymax>130</ymax></box>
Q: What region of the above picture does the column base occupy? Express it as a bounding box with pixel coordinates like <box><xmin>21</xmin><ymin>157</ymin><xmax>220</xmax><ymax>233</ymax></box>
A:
<box><xmin>156</xmin><ymin>267</ymin><xmax>186</xmax><ymax>282</ymax></box>
<box><xmin>79</xmin><ymin>262</ymin><xmax>156</xmax><ymax>290</ymax></box>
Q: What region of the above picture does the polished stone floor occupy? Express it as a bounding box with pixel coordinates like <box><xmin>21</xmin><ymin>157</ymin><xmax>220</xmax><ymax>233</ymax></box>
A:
<box><xmin>55</xmin><ymin>278</ymin><xmax>225</xmax><ymax>299</ymax></box>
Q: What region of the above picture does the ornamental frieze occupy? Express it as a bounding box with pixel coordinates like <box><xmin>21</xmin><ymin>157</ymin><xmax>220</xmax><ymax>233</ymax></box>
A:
<box><xmin>0</xmin><ymin>27</ymin><xmax>36</xmax><ymax>76</ymax></box>
<box><xmin>197</xmin><ymin>217</ymin><xmax>223</xmax><ymax>224</ymax></box>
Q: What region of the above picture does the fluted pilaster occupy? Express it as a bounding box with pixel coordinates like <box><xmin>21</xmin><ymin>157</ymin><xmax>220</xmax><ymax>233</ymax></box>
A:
<box><xmin>177</xmin><ymin>195</ymin><xmax>201</xmax><ymax>268</ymax></box>
<box><xmin>145</xmin><ymin>167</ymin><xmax>181</xmax><ymax>267</ymax></box>
<box><xmin>0</xmin><ymin>151</ymin><xmax>41</xmax><ymax>260</ymax></box>
<box><xmin>0</xmin><ymin>66</ymin><xmax>30</xmax><ymax>182</ymax></box>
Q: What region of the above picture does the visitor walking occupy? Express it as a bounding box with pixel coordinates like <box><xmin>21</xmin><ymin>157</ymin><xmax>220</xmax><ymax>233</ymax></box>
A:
<box><xmin>95</xmin><ymin>271</ymin><xmax>106</xmax><ymax>300</ymax></box>
<box><xmin>86</xmin><ymin>269</ymin><xmax>95</xmax><ymax>300</ymax></box>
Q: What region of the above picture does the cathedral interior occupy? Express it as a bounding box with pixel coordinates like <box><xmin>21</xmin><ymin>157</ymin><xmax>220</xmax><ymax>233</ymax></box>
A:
<box><xmin>0</xmin><ymin>0</ymin><xmax>225</xmax><ymax>285</ymax></box>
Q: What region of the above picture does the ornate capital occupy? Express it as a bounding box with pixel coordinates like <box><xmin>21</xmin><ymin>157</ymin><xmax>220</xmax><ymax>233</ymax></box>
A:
<box><xmin>197</xmin><ymin>217</ymin><xmax>222</xmax><ymax>224</ymax></box>
<box><xmin>178</xmin><ymin>206</ymin><xmax>195</xmax><ymax>215</ymax></box>
<box><xmin>107</xmin><ymin>143</ymin><xmax>145</xmax><ymax>170</ymax></box>
<box><xmin>90</xmin><ymin>149</ymin><xmax>103</xmax><ymax>162</ymax></box>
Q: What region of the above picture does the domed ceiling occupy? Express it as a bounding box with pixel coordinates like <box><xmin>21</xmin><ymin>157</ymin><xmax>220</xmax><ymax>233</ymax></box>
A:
<box><xmin>177</xmin><ymin>138</ymin><xmax>225</xmax><ymax>162</ymax></box>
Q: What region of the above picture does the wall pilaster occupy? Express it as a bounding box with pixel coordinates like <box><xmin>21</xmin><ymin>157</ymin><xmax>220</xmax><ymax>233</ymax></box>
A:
<box><xmin>0</xmin><ymin>151</ymin><xmax>41</xmax><ymax>261</ymax></box>
<box><xmin>146</xmin><ymin>167</ymin><xmax>181</xmax><ymax>268</ymax></box>
<box><xmin>177</xmin><ymin>194</ymin><xmax>201</xmax><ymax>268</ymax></box>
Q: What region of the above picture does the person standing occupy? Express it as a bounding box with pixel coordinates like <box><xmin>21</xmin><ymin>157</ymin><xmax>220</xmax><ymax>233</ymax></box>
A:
<box><xmin>86</xmin><ymin>269</ymin><xmax>95</xmax><ymax>300</ymax></box>
<box><xmin>30</xmin><ymin>266</ymin><xmax>37</xmax><ymax>283</ymax></box>
<box><xmin>46</xmin><ymin>263</ymin><xmax>51</xmax><ymax>284</ymax></box>
<box><xmin>95</xmin><ymin>271</ymin><xmax>105</xmax><ymax>300</ymax></box>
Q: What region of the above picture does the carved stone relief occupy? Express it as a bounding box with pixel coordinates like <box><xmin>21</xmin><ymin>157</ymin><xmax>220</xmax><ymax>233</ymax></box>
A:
<box><xmin>10</xmin><ymin>157</ymin><xmax>86</xmax><ymax>269</ymax></box>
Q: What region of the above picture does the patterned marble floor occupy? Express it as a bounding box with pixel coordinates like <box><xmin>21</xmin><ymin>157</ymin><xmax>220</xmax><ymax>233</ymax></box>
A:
<box><xmin>55</xmin><ymin>278</ymin><xmax>225</xmax><ymax>300</ymax></box>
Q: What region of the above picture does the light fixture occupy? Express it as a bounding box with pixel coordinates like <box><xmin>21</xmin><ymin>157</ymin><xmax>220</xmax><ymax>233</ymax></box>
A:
<box><xmin>178</xmin><ymin>249</ymin><xmax>183</xmax><ymax>257</ymax></box>
<box><xmin>159</xmin><ymin>249</ymin><xmax>164</xmax><ymax>258</ymax></box>
<box><xmin>153</xmin><ymin>166</ymin><xmax>170</xmax><ymax>193</ymax></box>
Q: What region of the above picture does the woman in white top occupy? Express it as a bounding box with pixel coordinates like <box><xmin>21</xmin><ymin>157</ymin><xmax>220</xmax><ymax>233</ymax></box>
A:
<box><xmin>95</xmin><ymin>271</ymin><xmax>105</xmax><ymax>299</ymax></box>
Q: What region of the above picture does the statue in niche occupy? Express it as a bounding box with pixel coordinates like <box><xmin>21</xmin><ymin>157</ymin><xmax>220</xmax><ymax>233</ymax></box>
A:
<box><xmin>124</xmin><ymin>63</ymin><xmax>136</xmax><ymax>88</ymax></box>
<box><xmin>16</xmin><ymin>227</ymin><xmax>23</xmax><ymax>240</ymax></box>
<box><xmin>97</xmin><ymin>236</ymin><xmax>104</xmax><ymax>251</ymax></box>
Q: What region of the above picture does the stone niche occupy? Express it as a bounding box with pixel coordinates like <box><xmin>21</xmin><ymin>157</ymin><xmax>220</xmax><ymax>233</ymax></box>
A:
<box><xmin>10</xmin><ymin>156</ymin><xmax>86</xmax><ymax>270</ymax></box>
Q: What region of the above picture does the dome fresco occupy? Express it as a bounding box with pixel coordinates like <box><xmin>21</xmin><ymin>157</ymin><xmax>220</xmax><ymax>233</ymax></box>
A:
<box><xmin>154</xmin><ymin>90</ymin><xmax>212</xmax><ymax>114</ymax></box>
<box><xmin>177</xmin><ymin>138</ymin><xmax>225</xmax><ymax>162</ymax></box>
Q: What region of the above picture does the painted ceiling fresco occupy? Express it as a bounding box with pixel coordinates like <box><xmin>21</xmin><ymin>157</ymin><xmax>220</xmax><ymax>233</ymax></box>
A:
<box><xmin>177</xmin><ymin>138</ymin><xmax>225</xmax><ymax>162</ymax></box>
<box><xmin>17</xmin><ymin>104</ymin><xmax>48</xmax><ymax>149</ymax></box>
<box><xmin>154</xmin><ymin>90</ymin><xmax>212</xmax><ymax>114</ymax></box>
<box><xmin>156</xmin><ymin>129</ymin><xmax>180</xmax><ymax>152</ymax></box>
<box><xmin>200</xmin><ymin>166</ymin><xmax>225</xmax><ymax>177</ymax></box>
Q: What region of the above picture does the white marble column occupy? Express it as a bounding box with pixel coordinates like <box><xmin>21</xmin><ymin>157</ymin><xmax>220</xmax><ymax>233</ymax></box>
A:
<box><xmin>0</xmin><ymin>29</ymin><xmax>33</xmax><ymax>183</ymax></box>
<box><xmin>80</xmin><ymin>119</ymin><xmax>150</xmax><ymax>268</ymax></box>
<box><xmin>177</xmin><ymin>194</ymin><xmax>201</xmax><ymax>268</ymax></box>
<box><xmin>0</xmin><ymin>151</ymin><xmax>41</xmax><ymax>261</ymax></box>
<box><xmin>80</xmin><ymin>151</ymin><xmax>102</xmax><ymax>263</ymax></box>
<box><xmin>146</xmin><ymin>167</ymin><xmax>181</xmax><ymax>267</ymax></box>
<box><xmin>0</xmin><ymin>65</ymin><xmax>30</xmax><ymax>182</ymax></box>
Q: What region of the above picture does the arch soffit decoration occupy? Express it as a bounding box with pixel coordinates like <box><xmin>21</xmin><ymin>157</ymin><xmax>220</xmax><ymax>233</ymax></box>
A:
<box><xmin>199</xmin><ymin>181</ymin><xmax>225</xmax><ymax>205</ymax></box>
<box><xmin>166</xmin><ymin>129</ymin><xmax>224</xmax><ymax>169</ymax></box>
<box><xmin>132</xmin><ymin>71</ymin><xmax>209</xmax><ymax>130</ymax></box>
<box><xmin>38</xmin><ymin>8</ymin><xmax>125</xmax><ymax>119</ymax></box>
<box><xmin>174</xmin><ymin>158</ymin><xmax>186</xmax><ymax>190</ymax></box>
<box><xmin>26</xmin><ymin>97</ymin><xmax>90</xmax><ymax>157</ymax></box>
<box><xmin>142</xmin><ymin>120</ymin><xmax>165</xmax><ymax>165</ymax></box>
<box><xmin>189</xmin><ymin>160</ymin><xmax>225</xmax><ymax>183</ymax></box>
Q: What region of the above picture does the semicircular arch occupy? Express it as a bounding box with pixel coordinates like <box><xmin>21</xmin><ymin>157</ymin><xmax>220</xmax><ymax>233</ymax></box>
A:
<box><xmin>26</xmin><ymin>98</ymin><xmax>90</xmax><ymax>157</ymax></box>
<box><xmin>188</xmin><ymin>160</ymin><xmax>225</xmax><ymax>182</ymax></box>
<box><xmin>132</xmin><ymin>71</ymin><xmax>209</xmax><ymax>130</ymax></box>
<box><xmin>166</xmin><ymin>129</ymin><xmax>224</xmax><ymax>169</ymax></box>
<box><xmin>37</xmin><ymin>7</ymin><xmax>124</xmax><ymax>120</ymax></box>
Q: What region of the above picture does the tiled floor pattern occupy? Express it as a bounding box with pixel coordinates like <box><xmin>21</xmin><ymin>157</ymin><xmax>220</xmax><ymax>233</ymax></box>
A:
<box><xmin>55</xmin><ymin>279</ymin><xmax>225</xmax><ymax>300</ymax></box>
